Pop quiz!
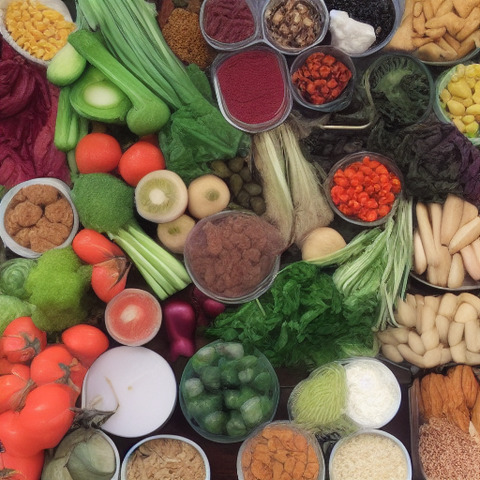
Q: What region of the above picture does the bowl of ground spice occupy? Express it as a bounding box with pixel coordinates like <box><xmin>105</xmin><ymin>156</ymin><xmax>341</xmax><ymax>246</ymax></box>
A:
<box><xmin>183</xmin><ymin>209</ymin><xmax>285</xmax><ymax>303</ymax></box>
<box><xmin>212</xmin><ymin>45</ymin><xmax>293</xmax><ymax>133</ymax></box>
<box><xmin>262</xmin><ymin>0</ymin><xmax>329</xmax><ymax>55</ymax></box>
<box><xmin>0</xmin><ymin>177</ymin><xmax>79</xmax><ymax>258</ymax></box>
<box><xmin>200</xmin><ymin>0</ymin><xmax>261</xmax><ymax>51</ymax></box>
<box><xmin>121</xmin><ymin>434</ymin><xmax>210</xmax><ymax>480</ymax></box>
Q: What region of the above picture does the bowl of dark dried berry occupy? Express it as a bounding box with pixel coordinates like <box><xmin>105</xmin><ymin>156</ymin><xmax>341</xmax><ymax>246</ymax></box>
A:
<box><xmin>262</xmin><ymin>0</ymin><xmax>329</xmax><ymax>55</ymax></box>
<box><xmin>324</xmin><ymin>0</ymin><xmax>402</xmax><ymax>57</ymax></box>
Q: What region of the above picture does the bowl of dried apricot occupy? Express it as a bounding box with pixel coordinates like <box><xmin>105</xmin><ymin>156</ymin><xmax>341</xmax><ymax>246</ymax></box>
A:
<box><xmin>0</xmin><ymin>177</ymin><xmax>79</xmax><ymax>258</ymax></box>
<box><xmin>237</xmin><ymin>420</ymin><xmax>325</xmax><ymax>480</ymax></box>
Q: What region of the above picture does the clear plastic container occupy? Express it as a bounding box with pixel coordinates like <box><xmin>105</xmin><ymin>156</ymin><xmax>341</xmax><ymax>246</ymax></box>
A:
<box><xmin>0</xmin><ymin>177</ymin><xmax>79</xmax><ymax>258</ymax></box>
<box><xmin>290</xmin><ymin>45</ymin><xmax>356</xmax><ymax>112</ymax></box>
<box><xmin>261</xmin><ymin>0</ymin><xmax>329</xmax><ymax>55</ymax></box>
<box><xmin>329</xmin><ymin>429</ymin><xmax>412</xmax><ymax>480</ymax></box>
<box><xmin>121</xmin><ymin>434</ymin><xmax>210</xmax><ymax>480</ymax></box>
<box><xmin>212</xmin><ymin>45</ymin><xmax>292</xmax><ymax>133</ymax></box>
<box><xmin>324</xmin><ymin>152</ymin><xmax>404</xmax><ymax>227</ymax></box>
<box><xmin>237</xmin><ymin>421</ymin><xmax>326</xmax><ymax>480</ymax></box>
<box><xmin>179</xmin><ymin>340</ymin><xmax>280</xmax><ymax>443</ymax></box>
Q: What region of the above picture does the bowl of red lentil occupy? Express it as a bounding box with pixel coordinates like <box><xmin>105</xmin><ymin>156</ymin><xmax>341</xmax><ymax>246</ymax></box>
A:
<box><xmin>289</xmin><ymin>45</ymin><xmax>356</xmax><ymax>112</ymax></box>
<box><xmin>183</xmin><ymin>209</ymin><xmax>285</xmax><ymax>304</ymax></box>
<box><xmin>325</xmin><ymin>151</ymin><xmax>403</xmax><ymax>227</ymax></box>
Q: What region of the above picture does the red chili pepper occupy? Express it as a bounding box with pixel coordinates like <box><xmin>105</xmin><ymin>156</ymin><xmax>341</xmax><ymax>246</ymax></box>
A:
<box><xmin>291</xmin><ymin>52</ymin><xmax>352</xmax><ymax>105</ymax></box>
<box><xmin>330</xmin><ymin>155</ymin><xmax>402</xmax><ymax>223</ymax></box>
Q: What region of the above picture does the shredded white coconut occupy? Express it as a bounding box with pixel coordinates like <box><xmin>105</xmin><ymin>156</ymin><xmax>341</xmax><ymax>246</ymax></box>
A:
<box><xmin>344</xmin><ymin>359</ymin><xmax>400</xmax><ymax>428</ymax></box>
<box><xmin>330</xmin><ymin>432</ymin><xmax>409</xmax><ymax>480</ymax></box>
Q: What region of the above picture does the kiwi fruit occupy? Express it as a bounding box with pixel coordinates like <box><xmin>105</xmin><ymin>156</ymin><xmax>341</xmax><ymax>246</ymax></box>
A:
<box><xmin>135</xmin><ymin>170</ymin><xmax>188</xmax><ymax>223</ymax></box>
<box><xmin>156</xmin><ymin>214</ymin><xmax>196</xmax><ymax>254</ymax></box>
<box><xmin>187</xmin><ymin>174</ymin><xmax>231</xmax><ymax>219</ymax></box>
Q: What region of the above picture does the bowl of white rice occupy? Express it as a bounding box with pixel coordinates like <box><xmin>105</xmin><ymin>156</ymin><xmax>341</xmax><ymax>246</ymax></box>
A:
<box><xmin>329</xmin><ymin>429</ymin><xmax>412</xmax><ymax>480</ymax></box>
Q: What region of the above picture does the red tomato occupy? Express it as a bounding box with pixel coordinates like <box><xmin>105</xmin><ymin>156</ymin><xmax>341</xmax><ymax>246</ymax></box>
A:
<box><xmin>61</xmin><ymin>324</ymin><xmax>109</xmax><ymax>367</ymax></box>
<box><xmin>72</xmin><ymin>229</ymin><xmax>125</xmax><ymax>265</ymax></box>
<box><xmin>29</xmin><ymin>345</ymin><xmax>87</xmax><ymax>399</ymax></box>
<box><xmin>0</xmin><ymin>369</ymin><xmax>34</xmax><ymax>414</ymax></box>
<box><xmin>0</xmin><ymin>449</ymin><xmax>44</xmax><ymax>480</ymax></box>
<box><xmin>91</xmin><ymin>257</ymin><xmax>130</xmax><ymax>303</ymax></box>
<box><xmin>0</xmin><ymin>317</ymin><xmax>47</xmax><ymax>364</ymax></box>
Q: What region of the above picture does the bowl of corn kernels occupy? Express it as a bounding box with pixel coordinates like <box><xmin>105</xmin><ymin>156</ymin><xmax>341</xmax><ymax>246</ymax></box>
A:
<box><xmin>434</xmin><ymin>63</ymin><xmax>480</xmax><ymax>146</ymax></box>
<box><xmin>0</xmin><ymin>0</ymin><xmax>76</xmax><ymax>65</ymax></box>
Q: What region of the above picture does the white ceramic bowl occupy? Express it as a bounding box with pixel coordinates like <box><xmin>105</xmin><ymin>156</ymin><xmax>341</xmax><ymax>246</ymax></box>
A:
<box><xmin>0</xmin><ymin>177</ymin><xmax>79</xmax><ymax>258</ymax></box>
<box><xmin>121</xmin><ymin>434</ymin><xmax>210</xmax><ymax>480</ymax></box>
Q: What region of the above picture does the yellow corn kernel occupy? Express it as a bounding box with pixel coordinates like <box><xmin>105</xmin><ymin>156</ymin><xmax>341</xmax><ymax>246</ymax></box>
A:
<box><xmin>452</xmin><ymin>117</ymin><xmax>466</xmax><ymax>133</ymax></box>
<box><xmin>466</xmin><ymin>121</ymin><xmax>479</xmax><ymax>135</ymax></box>
<box><xmin>462</xmin><ymin>114</ymin><xmax>476</xmax><ymax>124</ymax></box>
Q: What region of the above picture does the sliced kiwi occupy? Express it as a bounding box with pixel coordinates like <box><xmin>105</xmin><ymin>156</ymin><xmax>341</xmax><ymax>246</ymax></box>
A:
<box><xmin>156</xmin><ymin>214</ymin><xmax>196</xmax><ymax>254</ymax></box>
<box><xmin>135</xmin><ymin>170</ymin><xmax>188</xmax><ymax>223</ymax></box>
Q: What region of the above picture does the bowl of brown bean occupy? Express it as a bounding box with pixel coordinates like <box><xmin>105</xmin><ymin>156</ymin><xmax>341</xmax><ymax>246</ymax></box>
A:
<box><xmin>183</xmin><ymin>210</ymin><xmax>285</xmax><ymax>304</ymax></box>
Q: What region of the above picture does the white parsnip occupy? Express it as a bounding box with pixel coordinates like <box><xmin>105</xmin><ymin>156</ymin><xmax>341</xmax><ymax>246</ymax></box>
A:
<box><xmin>460</xmin><ymin>244</ymin><xmax>480</xmax><ymax>280</ymax></box>
<box><xmin>423</xmin><ymin>346</ymin><xmax>443</xmax><ymax>368</ymax></box>
<box><xmin>381</xmin><ymin>344</ymin><xmax>404</xmax><ymax>363</ymax></box>
<box><xmin>421</xmin><ymin>327</ymin><xmax>440</xmax><ymax>351</ymax></box>
<box><xmin>435</xmin><ymin>314</ymin><xmax>450</xmax><ymax>344</ymax></box>
<box><xmin>448</xmin><ymin>216</ymin><xmax>480</xmax><ymax>254</ymax></box>
<box><xmin>437</xmin><ymin>292</ymin><xmax>458</xmax><ymax>320</ymax></box>
<box><xmin>395</xmin><ymin>298</ymin><xmax>417</xmax><ymax>327</ymax></box>
<box><xmin>440</xmin><ymin>347</ymin><xmax>452</xmax><ymax>365</ymax></box>
<box><xmin>454</xmin><ymin>301</ymin><xmax>478</xmax><ymax>323</ymax></box>
<box><xmin>417</xmin><ymin>304</ymin><xmax>436</xmax><ymax>334</ymax></box>
<box><xmin>448</xmin><ymin>321</ymin><xmax>465</xmax><ymax>346</ymax></box>
<box><xmin>424</xmin><ymin>295</ymin><xmax>441</xmax><ymax>312</ymax></box>
<box><xmin>416</xmin><ymin>202</ymin><xmax>440</xmax><ymax>267</ymax></box>
<box><xmin>377</xmin><ymin>329</ymin><xmax>400</xmax><ymax>345</ymax></box>
<box><xmin>465</xmin><ymin>350</ymin><xmax>480</xmax><ymax>365</ymax></box>
<box><xmin>408</xmin><ymin>330</ymin><xmax>426</xmax><ymax>355</ymax></box>
<box><xmin>459</xmin><ymin>200</ymin><xmax>478</xmax><ymax>228</ymax></box>
<box><xmin>447</xmin><ymin>252</ymin><xmax>465</xmax><ymax>288</ymax></box>
<box><xmin>464</xmin><ymin>319</ymin><xmax>480</xmax><ymax>352</ymax></box>
<box><xmin>436</xmin><ymin>246</ymin><xmax>452</xmax><ymax>287</ymax></box>
<box><xmin>406</xmin><ymin>293</ymin><xmax>417</xmax><ymax>308</ymax></box>
<box><xmin>450</xmin><ymin>340</ymin><xmax>467</xmax><ymax>363</ymax></box>
<box><xmin>428</xmin><ymin>202</ymin><xmax>443</xmax><ymax>247</ymax></box>
<box><xmin>458</xmin><ymin>292</ymin><xmax>480</xmax><ymax>314</ymax></box>
<box><xmin>440</xmin><ymin>193</ymin><xmax>464</xmax><ymax>245</ymax></box>
<box><xmin>413</xmin><ymin>229</ymin><xmax>428</xmax><ymax>275</ymax></box>
<box><xmin>397</xmin><ymin>343</ymin><xmax>425</xmax><ymax>367</ymax></box>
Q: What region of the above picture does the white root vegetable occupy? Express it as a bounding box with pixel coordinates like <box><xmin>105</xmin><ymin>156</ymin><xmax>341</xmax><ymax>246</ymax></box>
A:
<box><xmin>397</xmin><ymin>343</ymin><xmax>425</xmax><ymax>367</ymax></box>
<box><xmin>414</xmin><ymin>294</ymin><xmax>425</xmax><ymax>306</ymax></box>
<box><xmin>447</xmin><ymin>252</ymin><xmax>465</xmax><ymax>289</ymax></box>
<box><xmin>459</xmin><ymin>292</ymin><xmax>480</xmax><ymax>314</ymax></box>
<box><xmin>440</xmin><ymin>347</ymin><xmax>452</xmax><ymax>365</ymax></box>
<box><xmin>435</xmin><ymin>314</ymin><xmax>450</xmax><ymax>344</ymax></box>
<box><xmin>464</xmin><ymin>319</ymin><xmax>480</xmax><ymax>352</ymax></box>
<box><xmin>459</xmin><ymin>200</ymin><xmax>479</xmax><ymax>228</ymax></box>
<box><xmin>408</xmin><ymin>330</ymin><xmax>426</xmax><ymax>355</ymax></box>
<box><xmin>440</xmin><ymin>193</ymin><xmax>464</xmax><ymax>246</ymax></box>
<box><xmin>465</xmin><ymin>350</ymin><xmax>480</xmax><ymax>365</ymax></box>
<box><xmin>391</xmin><ymin>327</ymin><xmax>410</xmax><ymax>344</ymax></box>
<box><xmin>436</xmin><ymin>246</ymin><xmax>452</xmax><ymax>287</ymax></box>
<box><xmin>472</xmin><ymin>238</ymin><xmax>480</xmax><ymax>264</ymax></box>
<box><xmin>423</xmin><ymin>345</ymin><xmax>443</xmax><ymax>368</ymax></box>
<box><xmin>460</xmin><ymin>244</ymin><xmax>480</xmax><ymax>280</ymax></box>
<box><xmin>437</xmin><ymin>292</ymin><xmax>458</xmax><ymax>320</ymax></box>
<box><xmin>448</xmin><ymin>321</ymin><xmax>465</xmax><ymax>347</ymax></box>
<box><xmin>421</xmin><ymin>328</ymin><xmax>440</xmax><ymax>351</ymax></box>
<box><xmin>381</xmin><ymin>344</ymin><xmax>404</xmax><ymax>363</ymax></box>
<box><xmin>395</xmin><ymin>298</ymin><xmax>417</xmax><ymax>328</ymax></box>
<box><xmin>450</xmin><ymin>340</ymin><xmax>467</xmax><ymax>363</ymax></box>
<box><xmin>428</xmin><ymin>202</ymin><xmax>443</xmax><ymax>248</ymax></box>
<box><xmin>413</xmin><ymin>229</ymin><xmax>427</xmax><ymax>275</ymax></box>
<box><xmin>448</xmin><ymin>216</ymin><xmax>480</xmax><ymax>254</ymax></box>
<box><xmin>416</xmin><ymin>202</ymin><xmax>440</xmax><ymax>267</ymax></box>
<box><xmin>454</xmin><ymin>301</ymin><xmax>478</xmax><ymax>323</ymax></box>
<box><xmin>406</xmin><ymin>293</ymin><xmax>417</xmax><ymax>308</ymax></box>
<box><xmin>300</xmin><ymin>227</ymin><xmax>346</xmax><ymax>261</ymax></box>
<box><xmin>424</xmin><ymin>295</ymin><xmax>441</xmax><ymax>312</ymax></box>
<box><xmin>417</xmin><ymin>304</ymin><xmax>436</xmax><ymax>334</ymax></box>
<box><xmin>377</xmin><ymin>329</ymin><xmax>400</xmax><ymax>345</ymax></box>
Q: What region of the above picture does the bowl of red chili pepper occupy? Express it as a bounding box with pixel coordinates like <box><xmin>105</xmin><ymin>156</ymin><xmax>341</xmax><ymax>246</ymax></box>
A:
<box><xmin>325</xmin><ymin>152</ymin><xmax>403</xmax><ymax>226</ymax></box>
<box><xmin>290</xmin><ymin>45</ymin><xmax>356</xmax><ymax>112</ymax></box>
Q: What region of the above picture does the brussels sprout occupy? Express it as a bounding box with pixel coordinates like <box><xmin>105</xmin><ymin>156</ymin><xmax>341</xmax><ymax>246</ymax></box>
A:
<box><xmin>191</xmin><ymin>345</ymin><xmax>218</xmax><ymax>374</ymax></box>
<box><xmin>182</xmin><ymin>377</ymin><xmax>204</xmax><ymax>399</ymax></box>
<box><xmin>220</xmin><ymin>360</ymin><xmax>240</xmax><ymax>387</ymax></box>
<box><xmin>224</xmin><ymin>386</ymin><xmax>256</xmax><ymax>410</ymax></box>
<box><xmin>200</xmin><ymin>365</ymin><xmax>221</xmax><ymax>391</ymax></box>
<box><xmin>259</xmin><ymin>395</ymin><xmax>275</xmax><ymax>417</ymax></box>
<box><xmin>185</xmin><ymin>392</ymin><xmax>223</xmax><ymax>421</ymax></box>
<box><xmin>240</xmin><ymin>396</ymin><xmax>265</xmax><ymax>428</ymax></box>
<box><xmin>252</xmin><ymin>371</ymin><xmax>274</xmax><ymax>393</ymax></box>
<box><xmin>226</xmin><ymin>411</ymin><xmax>247</xmax><ymax>437</ymax></box>
<box><xmin>216</xmin><ymin>341</ymin><xmax>244</xmax><ymax>360</ymax></box>
<box><xmin>237</xmin><ymin>354</ymin><xmax>258</xmax><ymax>370</ymax></box>
<box><xmin>201</xmin><ymin>410</ymin><xmax>228</xmax><ymax>435</ymax></box>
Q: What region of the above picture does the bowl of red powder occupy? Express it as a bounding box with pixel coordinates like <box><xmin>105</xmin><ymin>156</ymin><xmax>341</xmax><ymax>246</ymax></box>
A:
<box><xmin>183</xmin><ymin>210</ymin><xmax>285</xmax><ymax>304</ymax></box>
<box><xmin>212</xmin><ymin>45</ymin><xmax>292</xmax><ymax>133</ymax></box>
<box><xmin>200</xmin><ymin>0</ymin><xmax>261</xmax><ymax>51</ymax></box>
<box><xmin>290</xmin><ymin>45</ymin><xmax>356</xmax><ymax>112</ymax></box>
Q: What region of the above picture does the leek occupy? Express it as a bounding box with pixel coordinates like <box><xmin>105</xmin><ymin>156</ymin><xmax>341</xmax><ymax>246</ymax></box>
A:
<box><xmin>309</xmin><ymin>197</ymin><xmax>413</xmax><ymax>330</ymax></box>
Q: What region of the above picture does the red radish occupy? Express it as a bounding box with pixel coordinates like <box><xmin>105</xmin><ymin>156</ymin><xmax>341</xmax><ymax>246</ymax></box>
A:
<box><xmin>191</xmin><ymin>287</ymin><xmax>226</xmax><ymax>326</ymax></box>
<box><xmin>0</xmin><ymin>317</ymin><xmax>47</xmax><ymax>364</ymax></box>
<box><xmin>163</xmin><ymin>299</ymin><xmax>197</xmax><ymax>361</ymax></box>
<box><xmin>61</xmin><ymin>324</ymin><xmax>110</xmax><ymax>367</ymax></box>
<box><xmin>72</xmin><ymin>229</ymin><xmax>125</xmax><ymax>264</ymax></box>
<box><xmin>91</xmin><ymin>257</ymin><xmax>131</xmax><ymax>303</ymax></box>
<box><xmin>105</xmin><ymin>288</ymin><xmax>162</xmax><ymax>346</ymax></box>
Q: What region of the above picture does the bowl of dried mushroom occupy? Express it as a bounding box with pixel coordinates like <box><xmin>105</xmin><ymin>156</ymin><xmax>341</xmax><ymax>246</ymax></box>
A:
<box><xmin>121</xmin><ymin>434</ymin><xmax>210</xmax><ymax>480</ymax></box>
<box><xmin>0</xmin><ymin>177</ymin><xmax>79</xmax><ymax>258</ymax></box>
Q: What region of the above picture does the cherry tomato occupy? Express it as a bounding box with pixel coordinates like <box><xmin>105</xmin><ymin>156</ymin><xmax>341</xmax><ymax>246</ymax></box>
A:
<box><xmin>0</xmin><ymin>449</ymin><xmax>44</xmax><ymax>480</ymax></box>
<box><xmin>0</xmin><ymin>317</ymin><xmax>47</xmax><ymax>364</ymax></box>
<box><xmin>91</xmin><ymin>257</ymin><xmax>130</xmax><ymax>303</ymax></box>
<box><xmin>61</xmin><ymin>324</ymin><xmax>109</xmax><ymax>367</ymax></box>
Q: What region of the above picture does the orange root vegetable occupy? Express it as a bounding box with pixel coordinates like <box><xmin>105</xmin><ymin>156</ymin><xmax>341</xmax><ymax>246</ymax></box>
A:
<box><xmin>72</xmin><ymin>228</ymin><xmax>125</xmax><ymax>264</ymax></box>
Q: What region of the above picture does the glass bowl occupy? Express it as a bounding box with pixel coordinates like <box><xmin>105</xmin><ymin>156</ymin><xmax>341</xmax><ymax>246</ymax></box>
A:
<box><xmin>261</xmin><ymin>0</ymin><xmax>329</xmax><ymax>55</ymax></box>
<box><xmin>179</xmin><ymin>340</ymin><xmax>280</xmax><ymax>443</ymax></box>
<box><xmin>329</xmin><ymin>429</ymin><xmax>412</xmax><ymax>480</ymax></box>
<box><xmin>211</xmin><ymin>45</ymin><xmax>292</xmax><ymax>133</ymax></box>
<box><xmin>434</xmin><ymin>62</ymin><xmax>480</xmax><ymax>146</ymax></box>
<box><xmin>199</xmin><ymin>0</ymin><xmax>262</xmax><ymax>52</ymax></box>
<box><xmin>183</xmin><ymin>209</ymin><xmax>283</xmax><ymax>304</ymax></box>
<box><xmin>121</xmin><ymin>434</ymin><xmax>210</xmax><ymax>480</ymax></box>
<box><xmin>0</xmin><ymin>178</ymin><xmax>79</xmax><ymax>258</ymax></box>
<box><xmin>324</xmin><ymin>152</ymin><xmax>404</xmax><ymax>227</ymax></box>
<box><xmin>237</xmin><ymin>421</ymin><xmax>326</xmax><ymax>480</ymax></box>
<box><xmin>290</xmin><ymin>45</ymin><xmax>356</xmax><ymax>112</ymax></box>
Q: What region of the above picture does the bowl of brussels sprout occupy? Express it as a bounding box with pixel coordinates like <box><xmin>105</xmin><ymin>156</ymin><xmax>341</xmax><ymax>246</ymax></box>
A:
<box><xmin>179</xmin><ymin>340</ymin><xmax>280</xmax><ymax>443</ymax></box>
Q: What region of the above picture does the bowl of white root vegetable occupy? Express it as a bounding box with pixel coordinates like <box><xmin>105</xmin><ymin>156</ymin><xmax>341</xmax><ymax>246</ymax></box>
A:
<box><xmin>412</xmin><ymin>194</ymin><xmax>480</xmax><ymax>291</ymax></box>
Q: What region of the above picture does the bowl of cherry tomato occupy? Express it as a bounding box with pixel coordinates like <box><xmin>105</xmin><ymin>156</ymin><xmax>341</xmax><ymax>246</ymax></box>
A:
<box><xmin>289</xmin><ymin>45</ymin><xmax>356</xmax><ymax>112</ymax></box>
<box><xmin>325</xmin><ymin>152</ymin><xmax>403</xmax><ymax>226</ymax></box>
